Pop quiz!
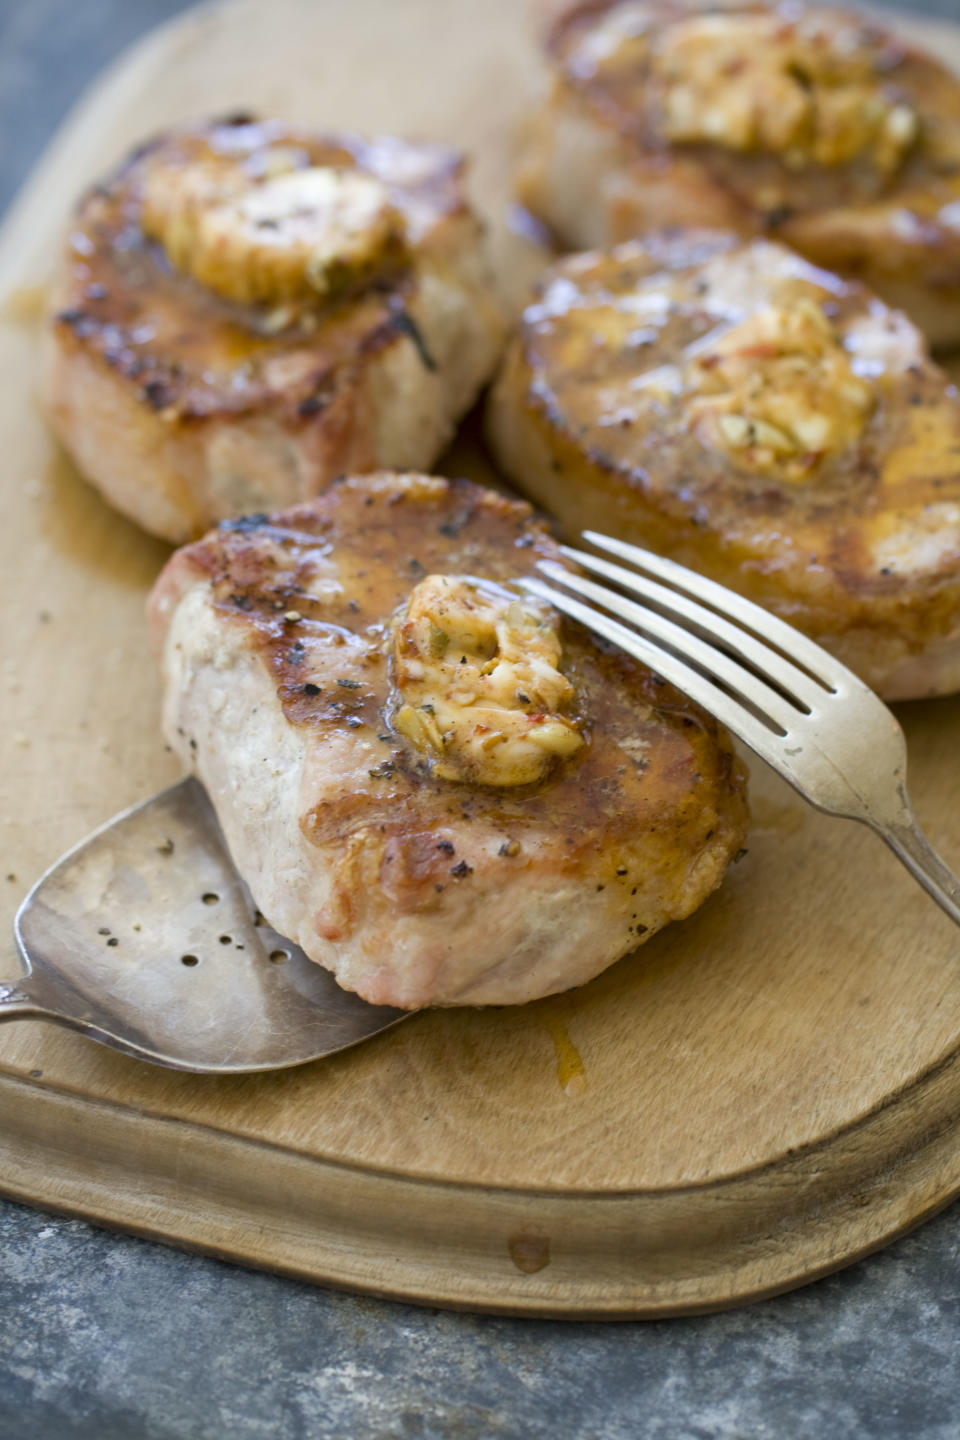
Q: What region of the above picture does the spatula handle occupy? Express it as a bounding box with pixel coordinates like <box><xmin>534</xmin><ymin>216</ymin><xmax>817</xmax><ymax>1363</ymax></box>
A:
<box><xmin>0</xmin><ymin>980</ymin><xmax>48</xmax><ymax>1019</ymax></box>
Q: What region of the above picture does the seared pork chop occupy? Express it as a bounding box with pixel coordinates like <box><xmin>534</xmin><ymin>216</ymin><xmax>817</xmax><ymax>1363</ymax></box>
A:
<box><xmin>518</xmin><ymin>0</ymin><xmax>960</xmax><ymax>347</ymax></box>
<box><xmin>149</xmin><ymin>472</ymin><xmax>748</xmax><ymax>1008</ymax></box>
<box><xmin>42</xmin><ymin>118</ymin><xmax>504</xmax><ymax>543</ymax></box>
<box><xmin>486</xmin><ymin>231</ymin><xmax>960</xmax><ymax>700</ymax></box>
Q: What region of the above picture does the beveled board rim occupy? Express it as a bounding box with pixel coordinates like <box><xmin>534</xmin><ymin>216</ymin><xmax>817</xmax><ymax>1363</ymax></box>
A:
<box><xmin>3</xmin><ymin>1048</ymin><xmax>960</xmax><ymax>1318</ymax></box>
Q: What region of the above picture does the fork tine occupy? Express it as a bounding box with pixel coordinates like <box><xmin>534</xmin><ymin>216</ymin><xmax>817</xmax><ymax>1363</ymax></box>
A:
<box><xmin>582</xmin><ymin>531</ymin><xmax>863</xmax><ymax>695</ymax></box>
<box><xmin>555</xmin><ymin>546</ymin><xmax>826</xmax><ymax>713</ymax></box>
<box><xmin>536</xmin><ymin>560</ymin><xmax>802</xmax><ymax>733</ymax></box>
<box><xmin>522</xmin><ymin>576</ymin><xmax>791</xmax><ymax>775</ymax></box>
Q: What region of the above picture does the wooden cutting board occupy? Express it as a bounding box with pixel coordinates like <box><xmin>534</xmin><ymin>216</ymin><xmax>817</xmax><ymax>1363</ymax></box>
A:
<box><xmin>3</xmin><ymin>0</ymin><xmax>960</xmax><ymax>1319</ymax></box>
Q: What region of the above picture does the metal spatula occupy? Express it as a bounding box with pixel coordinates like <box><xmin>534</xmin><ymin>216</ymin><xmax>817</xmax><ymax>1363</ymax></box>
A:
<box><xmin>3</xmin><ymin>778</ymin><xmax>407</xmax><ymax>1072</ymax></box>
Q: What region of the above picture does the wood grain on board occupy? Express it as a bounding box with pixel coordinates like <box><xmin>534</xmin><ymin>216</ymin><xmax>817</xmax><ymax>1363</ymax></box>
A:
<box><xmin>1</xmin><ymin>0</ymin><xmax>960</xmax><ymax>1317</ymax></box>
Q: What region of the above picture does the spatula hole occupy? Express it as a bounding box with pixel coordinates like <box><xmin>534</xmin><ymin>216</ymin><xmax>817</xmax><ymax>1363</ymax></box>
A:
<box><xmin>219</xmin><ymin>935</ymin><xmax>232</xmax><ymax>945</ymax></box>
<box><xmin>181</xmin><ymin>954</ymin><xmax>200</xmax><ymax>967</ymax></box>
<box><xmin>202</xmin><ymin>893</ymin><xmax>219</xmax><ymax>906</ymax></box>
<box><xmin>269</xmin><ymin>949</ymin><xmax>289</xmax><ymax>964</ymax></box>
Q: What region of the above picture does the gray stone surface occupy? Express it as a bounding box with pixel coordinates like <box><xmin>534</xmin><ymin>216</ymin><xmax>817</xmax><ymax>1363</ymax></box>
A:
<box><xmin>3</xmin><ymin>0</ymin><xmax>960</xmax><ymax>1436</ymax></box>
<box><xmin>0</xmin><ymin>0</ymin><xmax>195</xmax><ymax>217</ymax></box>
<box><xmin>2</xmin><ymin>1196</ymin><xmax>960</xmax><ymax>1440</ymax></box>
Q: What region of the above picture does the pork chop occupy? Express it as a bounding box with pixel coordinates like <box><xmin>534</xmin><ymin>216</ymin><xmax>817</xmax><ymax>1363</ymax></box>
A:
<box><xmin>43</xmin><ymin>118</ymin><xmax>505</xmax><ymax>543</ymax></box>
<box><xmin>149</xmin><ymin>472</ymin><xmax>749</xmax><ymax>1008</ymax></box>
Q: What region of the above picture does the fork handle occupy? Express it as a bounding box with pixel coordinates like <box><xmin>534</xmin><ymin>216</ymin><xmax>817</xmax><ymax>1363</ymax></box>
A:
<box><xmin>875</xmin><ymin>808</ymin><xmax>960</xmax><ymax>929</ymax></box>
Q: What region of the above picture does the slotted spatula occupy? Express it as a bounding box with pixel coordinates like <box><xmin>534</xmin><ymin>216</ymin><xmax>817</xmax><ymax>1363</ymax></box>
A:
<box><xmin>4</xmin><ymin>777</ymin><xmax>407</xmax><ymax>1072</ymax></box>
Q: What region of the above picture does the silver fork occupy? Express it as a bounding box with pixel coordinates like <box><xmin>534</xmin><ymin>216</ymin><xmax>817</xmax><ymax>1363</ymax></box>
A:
<box><xmin>523</xmin><ymin>531</ymin><xmax>960</xmax><ymax>929</ymax></box>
